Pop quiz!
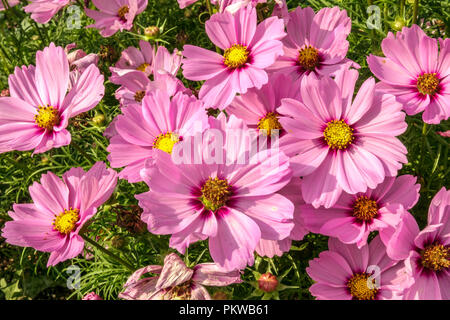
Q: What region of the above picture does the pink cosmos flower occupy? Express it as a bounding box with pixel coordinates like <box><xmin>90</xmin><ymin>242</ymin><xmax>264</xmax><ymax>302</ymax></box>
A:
<box><xmin>182</xmin><ymin>5</ymin><xmax>286</xmax><ymax>109</ymax></box>
<box><xmin>306</xmin><ymin>236</ymin><xmax>408</xmax><ymax>300</ymax></box>
<box><xmin>255</xmin><ymin>177</ymin><xmax>308</xmax><ymax>258</ymax></box>
<box><xmin>0</xmin><ymin>0</ymin><xmax>19</xmax><ymax>11</ymax></box>
<box><xmin>82</xmin><ymin>292</ymin><xmax>103</xmax><ymax>300</ymax></box>
<box><xmin>437</xmin><ymin>130</ymin><xmax>450</xmax><ymax>138</ymax></box>
<box><xmin>381</xmin><ymin>187</ymin><xmax>449</xmax><ymax>299</ymax></box>
<box><xmin>85</xmin><ymin>0</ymin><xmax>148</xmax><ymax>37</ymax></box>
<box><xmin>106</xmin><ymin>89</ymin><xmax>208</xmax><ymax>183</ymax></box>
<box><xmin>269</xmin><ymin>6</ymin><xmax>357</xmax><ymax>80</ymax></box>
<box><xmin>24</xmin><ymin>0</ymin><xmax>72</xmax><ymax>24</ymax></box>
<box><xmin>277</xmin><ymin>67</ymin><xmax>408</xmax><ymax>208</ymax></box>
<box><xmin>119</xmin><ymin>253</ymin><xmax>242</xmax><ymax>300</ymax></box>
<box><xmin>136</xmin><ymin>115</ymin><xmax>294</xmax><ymax>271</ymax></box>
<box><xmin>1</xmin><ymin>162</ymin><xmax>118</xmax><ymax>267</ymax></box>
<box><xmin>226</xmin><ymin>73</ymin><xmax>300</xmax><ymax>137</ymax></box>
<box><xmin>367</xmin><ymin>25</ymin><xmax>450</xmax><ymax>124</ymax></box>
<box><xmin>65</xmin><ymin>43</ymin><xmax>99</xmax><ymax>91</ymax></box>
<box><xmin>302</xmin><ymin>175</ymin><xmax>420</xmax><ymax>248</ymax></box>
<box><xmin>177</xmin><ymin>0</ymin><xmax>216</xmax><ymax>9</ymax></box>
<box><xmin>0</xmin><ymin>43</ymin><xmax>104</xmax><ymax>155</ymax></box>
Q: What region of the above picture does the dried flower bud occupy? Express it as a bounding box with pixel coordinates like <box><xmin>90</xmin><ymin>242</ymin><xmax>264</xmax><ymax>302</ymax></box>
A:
<box><xmin>258</xmin><ymin>272</ymin><xmax>278</xmax><ymax>293</ymax></box>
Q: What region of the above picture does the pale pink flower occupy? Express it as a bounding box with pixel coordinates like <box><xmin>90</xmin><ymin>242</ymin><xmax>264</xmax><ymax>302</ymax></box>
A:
<box><xmin>24</xmin><ymin>0</ymin><xmax>72</xmax><ymax>24</ymax></box>
<box><xmin>82</xmin><ymin>292</ymin><xmax>103</xmax><ymax>300</ymax></box>
<box><xmin>269</xmin><ymin>6</ymin><xmax>358</xmax><ymax>80</ymax></box>
<box><xmin>182</xmin><ymin>5</ymin><xmax>286</xmax><ymax>109</ymax></box>
<box><xmin>302</xmin><ymin>175</ymin><xmax>420</xmax><ymax>248</ymax></box>
<box><xmin>255</xmin><ymin>177</ymin><xmax>308</xmax><ymax>258</ymax></box>
<box><xmin>1</xmin><ymin>162</ymin><xmax>118</xmax><ymax>266</ymax></box>
<box><xmin>306</xmin><ymin>236</ymin><xmax>408</xmax><ymax>300</ymax></box>
<box><xmin>381</xmin><ymin>187</ymin><xmax>449</xmax><ymax>299</ymax></box>
<box><xmin>136</xmin><ymin>115</ymin><xmax>294</xmax><ymax>271</ymax></box>
<box><xmin>437</xmin><ymin>130</ymin><xmax>450</xmax><ymax>137</ymax></box>
<box><xmin>85</xmin><ymin>0</ymin><xmax>148</xmax><ymax>37</ymax></box>
<box><xmin>0</xmin><ymin>43</ymin><xmax>104</xmax><ymax>154</ymax></box>
<box><xmin>65</xmin><ymin>43</ymin><xmax>99</xmax><ymax>91</ymax></box>
<box><xmin>106</xmin><ymin>89</ymin><xmax>208</xmax><ymax>183</ymax></box>
<box><xmin>277</xmin><ymin>67</ymin><xmax>408</xmax><ymax>208</ymax></box>
<box><xmin>367</xmin><ymin>25</ymin><xmax>450</xmax><ymax>124</ymax></box>
<box><xmin>119</xmin><ymin>253</ymin><xmax>242</xmax><ymax>300</ymax></box>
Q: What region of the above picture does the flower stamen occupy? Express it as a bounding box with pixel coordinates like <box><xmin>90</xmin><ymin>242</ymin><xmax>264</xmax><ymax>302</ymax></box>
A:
<box><xmin>347</xmin><ymin>273</ymin><xmax>378</xmax><ymax>300</ymax></box>
<box><xmin>53</xmin><ymin>208</ymin><xmax>80</xmax><ymax>235</ymax></box>
<box><xmin>35</xmin><ymin>105</ymin><xmax>60</xmax><ymax>131</ymax></box>
<box><xmin>136</xmin><ymin>63</ymin><xmax>150</xmax><ymax>73</ymax></box>
<box><xmin>352</xmin><ymin>196</ymin><xmax>378</xmax><ymax>222</ymax></box>
<box><xmin>421</xmin><ymin>242</ymin><xmax>449</xmax><ymax>272</ymax></box>
<box><xmin>298</xmin><ymin>45</ymin><xmax>320</xmax><ymax>71</ymax></box>
<box><xmin>417</xmin><ymin>73</ymin><xmax>439</xmax><ymax>96</ymax></box>
<box><xmin>323</xmin><ymin>120</ymin><xmax>354</xmax><ymax>150</ymax></box>
<box><xmin>153</xmin><ymin>132</ymin><xmax>180</xmax><ymax>154</ymax></box>
<box><xmin>200</xmin><ymin>177</ymin><xmax>232</xmax><ymax>212</ymax></box>
<box><xmin>134</xmin><ymin>90</ymin><xmax>146</xmax><ymax>102</ymax></box>
<box><xmin>223</xmin><ymin>44</ymin><xmax>249</xmax><ymax>69</ymax></box>
<box><xmin>117</xmin><ymin>5</ymin><xmax>129</xmax><ymax>21</ymax></box>
<box><xmin>257</xmin><ymin>112</ymin><xmax>283</xmax><ymax>136</ymax></box>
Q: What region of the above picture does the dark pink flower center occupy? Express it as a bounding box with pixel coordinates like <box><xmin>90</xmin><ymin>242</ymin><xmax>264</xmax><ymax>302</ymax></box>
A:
<box><xmin>200</xmin><ymin>177</ymin><xmax>232</xmax><ymax>212</ymax></box>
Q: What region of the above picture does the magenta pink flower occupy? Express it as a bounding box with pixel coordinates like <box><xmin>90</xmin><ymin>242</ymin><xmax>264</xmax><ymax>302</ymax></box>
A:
<box><xmin>65</xmin><ymin>43</ymin><xmax>99</xmax><ymax>91</ymax></box>
<box><xmin>381</xmin><ymin>187</ymin><xmax>449</xmax><ymax>299</ymax></box>
<box><xmin>269</xmin><ymin>6</ymin><xmax>357</xmax><ymax>80</ymax></box>
<box><xmin>255</xmin><ymin>177</ymin><xmax>308</xmax><ymax>258</ymax></box>
<box><xmin>85</xmin><ymin>0</ymin><xmax>148</xmax><ymax>37</ymax></box>
<box><xmin>226</xmin><ymin>73</ymin><xmax>300</xmax><ymax>137</ymax></box>
<box><xmin>82</xmin><ymin>292</ymin><xmax>103</xmax><ymax>300</ymax></box>
<box><xmin>306</xmin><ymin>236</ymin><xmax>408</xmax><ymax>300</ymax></box>
<box><xmin>0</xmin><ymin>43</ymin><xmax>104</xmax><ymax>155</ymax></box>
<box><xmin>182</xmin><ymin>5</ymin><xmax>286</xmax><ymax>109</ymax></box>
<box><xmin>24</xmin><ymin>0</ymin><xmax>72</xmax><ymax>24</ymax></box>
<box><xmin>0</xmin><ymin>0</ymin><xmax>19</xmax><ymax>11</ymax></box>
<box><xmin>119</xmin><ymin>253</ymin><xmax>242</xmax><ymax>300</ymax></box>
<box><xmin>302</xmin><ymin>175</ymin><xmax>420</xmax><ymax>248</ymax></box>
<box><xmin>1</xmin><ymin>162</ymin><xmax>117</xmax><ymax>267</ymax></box>
<box><xmin>277</xmin><ymin>67</ymin><xmax>408</xmax><ymax>208</ymax></box>
<box><xmin>136</xmin><ymin>115</ymin><xmax>294</xmax><ymax>271</ymax></box>
<box><xmin>106</xmin><ymin>89</ymin><xmax>208</xmax><ymax>183</ymax></box>
<box><xmin>367</xmin><ymin>25</ymin><xmax>450</xmax><ymax>124</ymax></box>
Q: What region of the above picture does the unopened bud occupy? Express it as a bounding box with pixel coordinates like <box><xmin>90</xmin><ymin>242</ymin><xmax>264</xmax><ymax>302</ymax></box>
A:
<box><xmin>258</xmin><ymin>272</ymin><xmax>278</xmax><ymax>293</ymax></box>
<box><xmin>92</xmin><ymin>114</ymin><xmax>105</xmax><ymax>126</ymax></box>
<box><xmin>144</xmin><ymin>26</ymin><xmax>160</xmax><ymax>39</ymax></box>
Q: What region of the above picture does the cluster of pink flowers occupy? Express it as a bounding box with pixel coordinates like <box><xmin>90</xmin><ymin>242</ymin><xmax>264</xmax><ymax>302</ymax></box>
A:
<box><xmin>0</xmin><ymin>1</ymin><xmax>448</xmax><ymax>300</ymax></box>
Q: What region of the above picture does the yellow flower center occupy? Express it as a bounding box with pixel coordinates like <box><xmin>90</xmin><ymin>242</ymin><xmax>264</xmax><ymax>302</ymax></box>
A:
<box><xmin>298</xmin><ymin>45</ymin><xmax>320</xmax><ymax>71</ymax></box>
<box><xmin>352</xmin><ymin>196</ymin><xmax>378</xmax><ymax>221</ymax></box>
<box><xmin>153</xmin><ymin>132</ymin><xmax>180</xmax><ymax>154</ymax></box>
<box><xmin>136</xmin><ymin>63</ymin><xmax>150</xmax><ymax>73</ymax></box>
<box><xmin>416</xmin><ymin>73</ymin><xmax>439</xmax><ymax>95</ymax></box>
<box><xmin>257</xmin><ymin>112</ymin><xmax>283</xmax><ymax>136</ymax></box>
<box><xmin>117</xmin><ymin>5</ymin><xmax>129</xmax><ymax>21</ymax></box>
<box><xmin>134</xmin><ymin>90</ymin><xmax>146</xmax><ymax>102</ymax></box>
<box><xmin>323</xmin><ymin>120</ymin><xmax>354</xmax><ymax>150</ymax></box>
<box><xmin>223</xmin><ymin>44</ymin><xmax>249</xmax><ymax>69</ymax></box>
<box><xmin>53</xmin><ymin>208</ymin><xmax>80</xmax><ymax>235</ymax></box>
<box><xmin>347</xmin><ymin>273</ymin><xmax>378</xmax><ymax>300</ymax></box>
<box><xmin>34</xmin><ymin>105</ymin><xmax>60</xmax><ymax>130</ymax></box>
<box><xmin>421</xmin><ymin>243</ymin><xmax>449</xmax><ymax>272</ymax></box>
<box><xmin>200</xmin><ymin>177</ymin><xmax>232</xmax><ymax>212</ymax></box>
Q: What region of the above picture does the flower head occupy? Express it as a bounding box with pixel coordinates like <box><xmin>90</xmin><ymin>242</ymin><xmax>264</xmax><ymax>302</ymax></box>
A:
<box><xmin>24</xmin><ymin>0</ymin><xmax>71</xmax><ymax>24</ymax></box>
<box><xmin>367</xmin><ymin>25</ymin><xmax>450</xmax><ymax>124</ymax></box>
<box><xmin>0</xmin><ymin>43</ymin><xmax>104</xmax><ymax>155</ymax></box>
<box><xmin>119</xmin><ymin>253</ymin><xmax>241</xmax><ymax>300</ymax></box>
<box><xmin>182</xmin><ymin>5</ymin><xmax>286</xmax><ymax>109</ymax></box>
<box><xmin>1</xmin><ymin>162</ymin><xmax>117</xmax><ymax>266</ymax></box>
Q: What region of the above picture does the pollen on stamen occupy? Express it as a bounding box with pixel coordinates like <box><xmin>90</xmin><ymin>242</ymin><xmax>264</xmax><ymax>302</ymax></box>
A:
<box><xmin>34</xmin><ymin>105</ymin><xmax>60</xmax><ymax>131</ymax></box>
<box><xmin>421</xmin><ymin>242</ymin><xmax>449</xmax><ymax>272</ymax></box>
<box><xmin>257</xmin><ymin>112</ymin><xmax>283</xmax><ymax>136</ymax></box>
<box><xmin>153</xmin><ymin>132</ymin><xmax>180</xmax><ymax>154</ymax></box>
<box><xmin>136</xmin><ymin>63</ymin><xmax>150</xmax><ymax>73</ymax></box>
<box><xmin>117</xmin><ymin>5</ymin><xmax>129</xmax><ymax>21</ymax></box>
<box><xmin>323</xmin><ymin>120</ymin><xmax>354</xmax><ymax>150</ymax></box>
<box><xmin>352</xmin><ymin>196</ymin><xmax>378</xmax><ymax>222</ymax></box>
<box><xmin>298</xmin><ymin>45</ymin><xmax>320</xmax><ymax>71</ymax></box>
<box><xmin>347</xmin><ymin>273</ymin><xmax>378</xmax><ymax>300</ymax></box>
<box><xmin>223</xmin><ymin>44</ymin><xmax>249</xmax><ymax>69</ymax></box>
<box><xmin>416</xmin><ymin>73</ymin><xmax>440</xmax><ymax>96</ymax></box>
<box><xmin>134</xmin><ymin>90</ymin><xmax>146</xmax><ymax>102</ymax></box>
<box><xmin>200</xmin><ymin>177</ymin><xmax>232</xmax><ymax>212</ymax></box>
<box><xmin>52</xmin><ymin>208</ymin><xmax>80</xmax><ymax>235</ymax></box>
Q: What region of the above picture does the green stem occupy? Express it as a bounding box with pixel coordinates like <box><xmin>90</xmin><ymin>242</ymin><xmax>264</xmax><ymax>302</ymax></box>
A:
<box><xmin>81</xmin><ymin>234</ymin><xmax>135</xmax><ymax>271</ymax></box>
<box><xmin>412</xmin><ymin>0</ymin><xmax>419</xmax><ymax>25</ymax></box>
<box><xmin>399</xmin><ymin>0</ymin><xmax>405</xmax><ymax>16</ymax></box>
<box><xmin>71</xmin><ymin>141</ymin><xmax>95</xmax><ymax>164</ymax></box>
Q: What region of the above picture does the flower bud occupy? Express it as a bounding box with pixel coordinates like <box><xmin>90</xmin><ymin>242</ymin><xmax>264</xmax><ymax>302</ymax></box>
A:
<box><xmin>391</xmin><ymin>17</ymin><xmax>406</xmax><ymax>31</ymax></box>
<box><xmin>144</xmin><ymin>26</ymin><xmax>160</xmax><ymax>39</ymax></box>
<box><xmin>257</xmin><ymin>272</ymin><xmax>278</xmax><ymax>293</ymax></box>
<box><xmin>92</xmin><ymin>114</ymin><xmax>105</xmax><ymax>126</ymax></box>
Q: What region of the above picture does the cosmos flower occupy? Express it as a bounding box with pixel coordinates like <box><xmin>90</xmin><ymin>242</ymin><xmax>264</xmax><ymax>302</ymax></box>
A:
<box><xmin>1</xmin><ymin>162</ymin><xmax>117</xmax><ymax>266</ymax></box>
<box><xmin>0</xmin><ymin>43</ymin><xmax>104</xmax><ymax>154</ymax></box>
<box><xmin>24</xmin><ymin>0</ymin><xmax>72</xmax><ymax>24</ymax></box>
<box><xmin>306</xmin><ymin>236</ymin><xmax>408</xmax><ymax>300</ymax></box>
<box><xmin>277</xmin><ymin>67</ymin><xmax>408</xmax><ymax>208</ymax></box>
<box><xmin>255</xmin><ymin>177</ymin><xmax>308</xmax><ymax>258</ymax></box>
<box><xmin>85</xmin><ymin>0</ymin><xmax>148</xmax><ymax>37</ymax></box>
<box><xmin>65</xmin><ymin>43</ymin><xmax>99</xmax><ymax>91</ymax></box>
<box><xmin>302</xmin><ymin>175</ymin><xmax>420</xmax><ymax>248</ymax></box>
<box><xmin>268</xmin><ymin>6</ymin><xmax>357</xmax><ymax>80</ymax></box>
<box><xmin>119</xmin><ymin>253</ymin><xmax>242</xmax><ymax>300</ymax></box>
<box><xmin>226</xmin><ymin>73</ymin><xmax>300</xmax><ymax>137</ymax></box>
<box><xmin>82</xmin><ymin>292</ymin><xmax>103</xmax><ymax>300</ymax></box>
<box><xmin>106</xmin><ymin>89</ymin><xmax>208</xmax><ymax>183</ymax></box>
<box><xmin>382</xmin><ymin>187</ymin><xmax>449</xmax><ymax>299</ymax></box>
<box><xmin>136</xmin><ymin>115</ymin><xmax>294</xmax><ymax>271</ymax></box>
<box><xmin>367</xmin><ymin>25</ymin><xmax>449</xmax><ymax>124</ymax></box>
<box><xmin>0</xmin><ymin>0</ymin><xmax>19</xmax><ymax>11</ymax></box>
<box><xmin>182</xmin><ymin>5</ymin><xmax>286</xmax><ymax>109</ymax></box>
